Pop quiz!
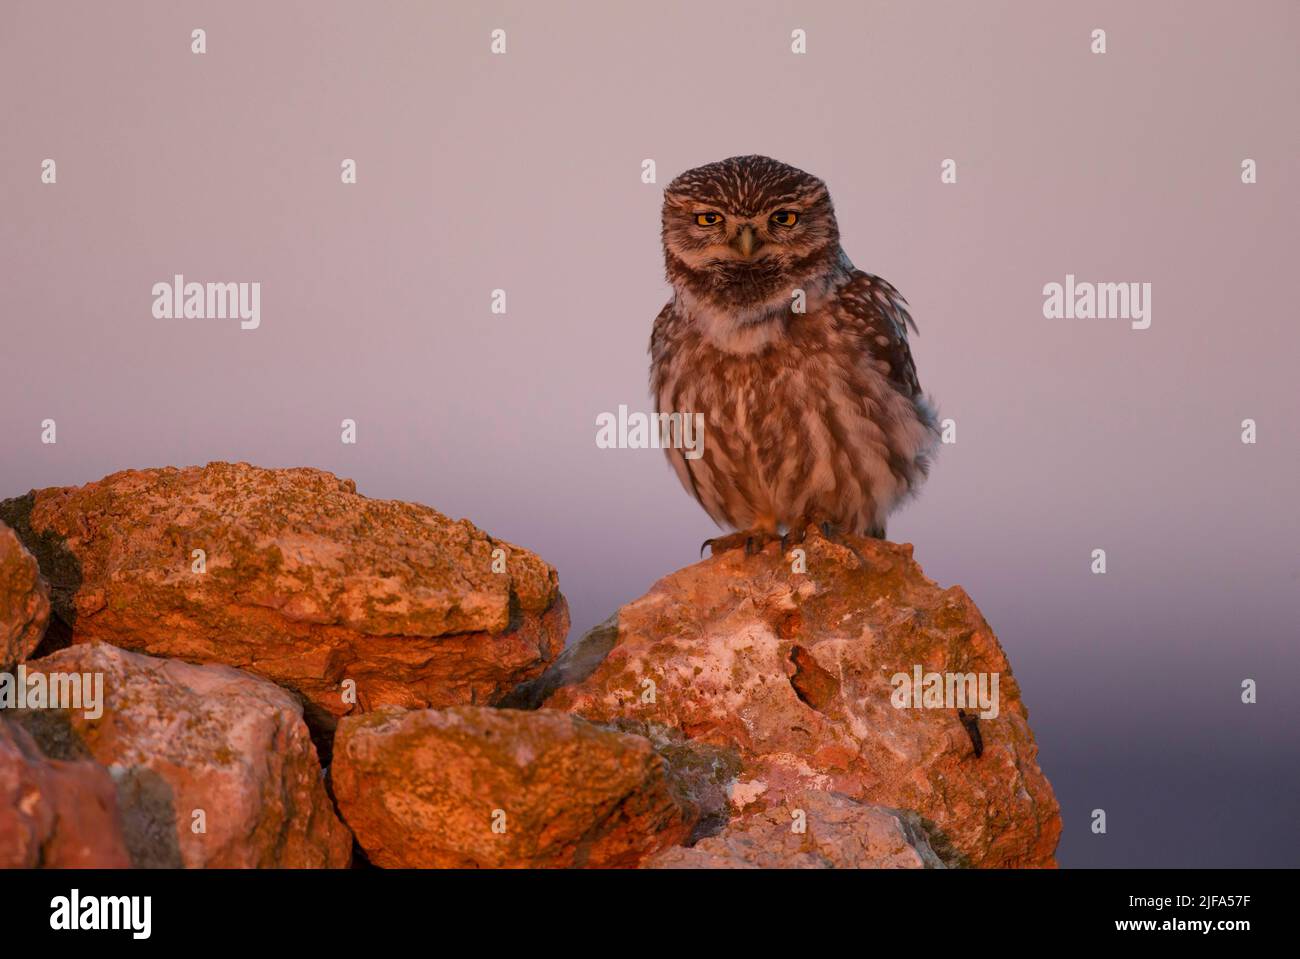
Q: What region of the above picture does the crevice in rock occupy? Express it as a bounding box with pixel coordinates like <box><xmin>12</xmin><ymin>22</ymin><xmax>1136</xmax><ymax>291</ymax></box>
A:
<box><xmin>30</xmin><ymin>614</ymin><xmax>73</xmax><ymax>659</ymax></box>
<box><xmin>788</xmin><ymin>644</ymin><xmax>839</xmax><ymax>712</ymax></box>
<box><xmin>0</xmin><ymin>492</ymin><xmax>83</xmax><ymax>629</ymax></box>
<box><xmin>918</xmin><ymin>816</ymin><xmax>970</xmax><ymax>869</ymax></box>
<box><xmin>498</xmin><ymin>613</ymin><xmax>619</xmax><ymax>710</ymax></box>
<box><xmin>957</xmin><ymin>708</ymin><xmax>983</xmax><ymax>759</ymax></box>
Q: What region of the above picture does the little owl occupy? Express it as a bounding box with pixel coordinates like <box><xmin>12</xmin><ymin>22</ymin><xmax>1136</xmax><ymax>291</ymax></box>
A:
<box><xmin>650</xmin><ymin>155</ymin><xmax>939</xmax><ymax>554</ymax></box>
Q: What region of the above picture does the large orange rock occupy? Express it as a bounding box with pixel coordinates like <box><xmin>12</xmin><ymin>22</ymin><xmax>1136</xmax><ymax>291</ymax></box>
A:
<box><xmin>0</xmin><ymin>718</ymin><xmax>131</xmax><ymax>868</ymax></box>
<box><xmin>0</xmin><ymin>520</ymin><xmax>49</xmax><ymax>672</ymax></box>
<box><xmin>331</xmin><ymin>706</ymin><xmax>698</xmax><ymax>868</ymax></box>
<box><xmin>538</xmin><ymin>534</ymin><xmax>1061</xmax><ymax>868</ymax></box>
<box><xmin>0</xmin><ymin>463</ymin><xmax>568</xmax><ymax>732</ymax></box>
<box><xmin>11</xmin><ymin>642</ymin><xmax>352</xmax><ymax>868</ymax></box>
<box><xmin>646</xmin><ymin>789</ymin><xmax>945</xmax><ymax>869</ymax></box>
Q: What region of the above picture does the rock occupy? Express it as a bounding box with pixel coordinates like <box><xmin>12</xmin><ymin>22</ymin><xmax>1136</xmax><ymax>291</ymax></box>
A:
<box><xmin>646</xmin><ymin>789</ymin><xmax>945</xmax><ymax>869</ymax></box>
<box><xmin>597</xmin><ymin>718</ymin><xmax>743</xmax><ymax>843</ymax></box>
<box><xmin>0</xmin><ymin>520</ymin><xmax>50</xmax><ymax>672</ymax></box>
<box><xmin>0</xmin><ymin>463</ymin><xmax>569</xmax><ymax>733</ymax></box>
<box><xmin>0</xmin><ymin>718</ymin><xmax>132</xmax><ymax>868</ymax></box>
<box><xmin>10</xmin><ymin>642</ymin><xmax>352</xmax><ymax>868</ymax></box>
<box><xmin>539</xmin><ymin>534</ymin><xmax>1062</xmax><ymax>868</ymax></box>
<box><xmin>331</xmin><ymin>705</ymin><xmax>698</xmax><ymax>868</ymax></box>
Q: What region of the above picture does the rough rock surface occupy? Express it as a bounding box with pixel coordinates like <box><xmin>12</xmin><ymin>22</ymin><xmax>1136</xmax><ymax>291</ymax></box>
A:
<box><xmin>0</xmin><ymin>718</ymin><xmax>131</xmax><ymax>867</ymax></box>
<box><xmin>598</xmin><ymin>718</ymin><xmax>743</xmax><ymax>843</ymax></box>
<box><xmin>11</xmin><ymin>642</ymin><xmax>352</xmax><ymax>868</ymax></box>
<box><xmin>0</xmin><ymin>520</ymin><xmax>50</xmax><ymax>672</ymax></box>
<box><xmin>646</xmin><ymin>789</ymin><xmax>945</xmax><ymax>869</ymax></box>
<box><xmin>540</xmin><ymin>534</ymin><xmax>1061</xmax><ymax>868</ymax></box>
<box><xmin>0</xmin><ymin>463</ymin><xmax>569</xmax><ymax>731</ymax></box>
<box><xmin>331</xmin><ymin>705</ymin><xmax>698</xmax><ymax>868</ymax></box>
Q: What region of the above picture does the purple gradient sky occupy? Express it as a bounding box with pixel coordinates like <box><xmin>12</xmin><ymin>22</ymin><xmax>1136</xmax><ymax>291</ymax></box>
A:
<box><xmin>2</xmin><ymin>1</ymin><xmax>1297</xmax><ymax>867</ymax></box>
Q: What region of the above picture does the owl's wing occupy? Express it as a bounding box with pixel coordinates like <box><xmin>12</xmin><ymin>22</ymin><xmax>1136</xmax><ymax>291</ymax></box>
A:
<box><xmin>650</xmin><ymin>302</ymin><xmax>700</xmax><ymax>497</ymax></box>
<box><xmin>839</xmin><ymin>270</ymin><xmax>923</xmax><ymax>398</ymax></box>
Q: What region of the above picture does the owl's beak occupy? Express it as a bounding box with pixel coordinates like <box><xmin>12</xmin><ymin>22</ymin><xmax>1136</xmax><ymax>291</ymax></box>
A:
<box><xmin>731</xmin><ymin>225</ymin><xmax>760</xmax><ymax>258</ymax></box>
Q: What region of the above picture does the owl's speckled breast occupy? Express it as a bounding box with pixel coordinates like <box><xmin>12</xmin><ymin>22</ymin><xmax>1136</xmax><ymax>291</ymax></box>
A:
<box><xmin>651</xmin><ymin>286</ymin><xmax>937</xmax><ymax>537</ymax></box>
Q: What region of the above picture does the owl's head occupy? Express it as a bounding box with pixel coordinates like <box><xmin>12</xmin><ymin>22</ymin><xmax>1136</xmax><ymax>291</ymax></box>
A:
<box><xmin>661</xmin><ymin>155</ymin><xmax>841</xmax><ymax>318</ymax></box>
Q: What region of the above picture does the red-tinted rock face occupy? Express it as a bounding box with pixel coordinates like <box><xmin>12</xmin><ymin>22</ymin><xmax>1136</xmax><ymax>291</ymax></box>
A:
<box><xmin>541</xmin><ymin>534</ymin><xmax>1062</xmax><ymax>868</ymax></box>
<box><xmin>0</xmin><ymin>463</ymin><xmax>568</xmax><ymax>731</ymax></box>
<box><xmin>646</xmin><ymin>789</ymin><xmax>945</xmax><ymax>869</ymax></box>
<box><xmin>0</xmin><ymin>520</ymin><xmax>49</xmax><ymax>672</ymax></box>
<box><xmin>12</xmin><ymin>642</ymin><xmax>352</xmax><ymax>868</ymax></box>
<box><xmin>331</xmin><ymin>706</ymin><xmax>698</xmax><ymax>868</ymax></box>
<box><xmin>0</xmin><ymin>718</ymin><xmax>130</xmax><ymax>868</ymax></box>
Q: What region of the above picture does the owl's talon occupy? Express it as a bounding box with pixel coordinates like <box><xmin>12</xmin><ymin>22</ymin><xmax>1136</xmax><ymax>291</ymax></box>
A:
<box><xmin>781</xmin><ymin>526</ymin><xmax>808</xmax><ymax>554</ymax></box>
<box><xmin>702</xmin><ymin>530</ymin><xmax>778</xmax><ymax>557</ymax></box>
<box><xmin>701</xmin><ymin>534</ymin><xmax>743</xmax><ymax>557</ymax></box>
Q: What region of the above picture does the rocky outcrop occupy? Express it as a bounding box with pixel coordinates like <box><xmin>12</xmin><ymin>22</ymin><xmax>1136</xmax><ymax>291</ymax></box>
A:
<box><xmin>331</xmin><ymin>706</ymin><xmax>698</xmax><ymax>868</ymax></box>
<box><xmin>2</xmin><ymin>459</ymin><xmax>1059</xmax><ymax>870</ymax></box>
<box><xmin>534</xmin><ymin>533</ymin><xmax>1061</xmax><ymax>868</ymax></box>
<box><xmin>646</xmin><ymin>789</ymin><xmax>945</xmax><ymax>869</ymax></box>
<box><xmin>10</xmin><ymin>642</ymin><xmax>352</xmax><ymax>868</ymax></box>
<box><xmin>0</xmin><ymin>520</ymin><xmax>49</xmax><ymax>672</ymax></box>
<box><xmin>0</xmin><ymin>718</ymin><xmax>131</xmax><ymax>868</ymax></box>
<box><xmin>0</xmin><ymin>463</ymin><xmax>568</xmax><ymax>732</ymax></box>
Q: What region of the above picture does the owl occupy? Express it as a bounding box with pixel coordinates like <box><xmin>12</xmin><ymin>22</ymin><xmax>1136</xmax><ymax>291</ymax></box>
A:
<box><xmin>649</xmin><ymin>155</ymin><xmax>939</xmax><ymax>555</ymax></box>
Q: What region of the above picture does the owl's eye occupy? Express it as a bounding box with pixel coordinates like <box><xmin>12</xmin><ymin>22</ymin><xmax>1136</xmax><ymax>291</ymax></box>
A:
<box><xmin>694</xmin><ymin>213</ymin><xmax>723</xmax><ymax>226</ymax></box>
<box><xmin>770</xmin><ymin>211</ymin><xmax>799</xmax><ymax>227</ymax></box>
